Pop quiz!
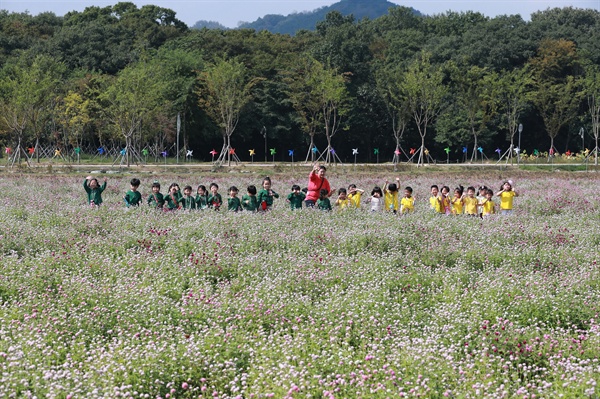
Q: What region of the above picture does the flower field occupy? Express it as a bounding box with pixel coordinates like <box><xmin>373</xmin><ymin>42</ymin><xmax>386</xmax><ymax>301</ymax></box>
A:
<box><xmin>1</xmin><ymin>171</ymin><xmax>599</xmax><ymax>399</ymax></box>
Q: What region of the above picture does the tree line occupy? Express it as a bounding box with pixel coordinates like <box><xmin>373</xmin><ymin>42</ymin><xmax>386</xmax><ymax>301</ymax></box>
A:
<box><xmin>1</xmin><ymin>3</ymin><xmax>599</xmax><ymax>164</ymax></box>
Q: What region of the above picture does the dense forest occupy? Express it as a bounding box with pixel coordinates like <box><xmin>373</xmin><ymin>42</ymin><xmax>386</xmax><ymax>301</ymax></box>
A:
<box><xmin>1</xmin><ymin>2</ymin><xmax>599</xmax><ymax>164</ymax></box>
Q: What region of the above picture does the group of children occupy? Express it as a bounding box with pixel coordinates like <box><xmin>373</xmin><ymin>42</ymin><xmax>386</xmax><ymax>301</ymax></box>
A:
<box><xmin>83</xmin><ymin>175</ymin><xmax>518</xmax><ymax>216</ymax></box>
<box><xmin>427</xmin><ymin>180</ymin><xmax>519</xmax><ymax>217</ymax></box>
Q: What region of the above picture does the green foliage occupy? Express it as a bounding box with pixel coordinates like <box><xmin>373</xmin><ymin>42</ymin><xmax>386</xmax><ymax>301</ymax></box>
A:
<box><xmin>0</xmin><ymin>4</ymin><xmax>599</xmax><ymax>160</ymax></box>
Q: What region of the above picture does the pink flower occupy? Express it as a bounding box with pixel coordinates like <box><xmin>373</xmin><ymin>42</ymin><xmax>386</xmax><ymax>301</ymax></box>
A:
<box><xmin>182</xmin><ymin>382</ymin><xmax>189</xmax><ymax>390</ymax></box>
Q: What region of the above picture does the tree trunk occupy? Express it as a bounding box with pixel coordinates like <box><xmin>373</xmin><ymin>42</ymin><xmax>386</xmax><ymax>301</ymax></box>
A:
<box><xmin>471</xmin><ymin>134</ymin><xmax>478</xmax><ymax>163</ymax></box>
<box><xmin>227</xmin><ymin>134</ymin><xmax>231</xmax><ymax>167</ymax></box>
<box><xmin>35</xmin><ymin>138</ymin><xmax>40</xmax><ymax>163</ymax></box>
<box><xmin>418</xmin><ymin>135</ymin><xmax>425</xmax><ymax>167</ymax></box>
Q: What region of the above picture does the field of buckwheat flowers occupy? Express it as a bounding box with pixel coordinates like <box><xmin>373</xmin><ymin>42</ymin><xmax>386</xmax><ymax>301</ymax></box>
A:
<box><xmin>1</xmin><ymin>169</ymin><xmax>600</xmax><ymax>399</ymax></box>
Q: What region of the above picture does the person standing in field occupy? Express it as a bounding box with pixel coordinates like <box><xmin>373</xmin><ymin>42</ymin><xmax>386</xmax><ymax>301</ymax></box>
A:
<box><xmin>429</xmin><ymin>185</ymin><xmax>443</xmax><ymax>214</ymax></box>
<box><xmin>147</xmin><ymin>181</ymin><xmax>165</xmax><ymax>209</ymax></box>
<box><xmin>195</xmin><ymin>185</ymin><xmax>209</xmax><ymax>210</ymax></box>
<box><xmin>347</xmin><ymin>184</ymin><xmax>364</xmax><ymax>209</ymax></box>
<box><xmin>463</xmin><ymin>186</ymin><xmax>478</xmax><ymax>217</ymax></box>
<box><xmin>367</xmin><ymin>186</ymin><xmax>383</xmax><ymax>212</ymax></box>
<box><xmin>497</xmin><ymin>180</ymin><xmax>519</xmax><ymax>215</ymax></box>
<box><xmin>227</xmin><ymin>186</ymin><xmax>242</xmax><ymax>212</ymax></box>
<box><xmin>450</xmin><ymin>185</ymin><xmax>464</xmax><ymax>215</ymax></box>
<box><xmin>242</xmin><ymin>185</ymin><xmax>259</xmax><ymax>212</ymax></box>
<box><xmin>286</xmin><ymin>185</ymin><xmax>305</xmax><ymax>210</ymax></box>
<box><xmin>84</xmin><ymin>175</ymin><xmax>107</xmax><ymax>207</ymax></box>
<box><xmin>164</xmin><ymin>183</ymin><xmax>182</xmax><ymax>211</ymax></box>
<box><xmin>316</xmin><ymin>188</ymin><xmax>332</xmax><ymax>211</ymax></box>
<box><xmin>208</xmin><ymin>183</ymin><xmax>223</xmax><ymax>210</ymax></box>
<box><xmin>257</xmin><ymin>176</ymin><xmax>279</xmax><ymax>211</ymax></box>
<box><xmin>181</xmin><ymin>185</ymin><xmax>197</xmax><ymax>210</ymax></box>
<box><xmin>305</xmin><ymin>164</ymin><xmax>333</xmax><ymax>208</ymax></box>
<box><xmin>400</xmin><ymin>186</ymin><xmax>415</xmax><ymax>214</ymax></box>
<box><xmin>383</xmin><ymin>178</ymin><xmax>400</xmax><ymax>214</ymax></box>
<box><xmin>335</xmin><ymin>188</ymin><xmax>349</xmax><ymax>210</ymax></box>
<box><xmin>481</xmin><ymin>189</ymin><xmax>496</xmax><ymax>217</ymax></box>
<box><xmin>124</xmin><ymin>178</ymin><xmax>142</xmax><ymax>207</ymax></box>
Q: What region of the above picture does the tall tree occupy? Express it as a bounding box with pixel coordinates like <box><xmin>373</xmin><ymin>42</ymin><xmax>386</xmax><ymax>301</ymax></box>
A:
<box><xmin>284</xmin><ymin>55</ymin><xmax>349</xmax><ymax>164</ymax></box>
<box><xmin>55</xmin><ymin>91</ymin><xmax>91</xmax><ymax>161</ymax></box>
<box><xmin>451</xmin><ymin>63</ymin><xmax>498</xmax><ymax>162</ymax></box>
<box><xmin>583</xmin><ymin>64</ymin><xmax>600</xmax><ymax>165</ymax></box>
<box><xmin>100</xmin><ymin>61</ymin><xmax>160</xmax><ymax>167</ymax></box>
<box><xmin>402</xmin><ymin>52</ymin><xmax>448</xmax><ymax>166</ymax></box>
<box><xmin>283</xmin><ymin>56</ymin><xmax>323</xmax><ymax>162</ymax></box>
<box><xmin>376</xmin><ymin>66</ymin><xmax>411</xmax><ymax>160</ymax></box>
<box><xmin>529</xmin><ymin>39</ymin><xmax>583</xmax><ymax>155</ymax></box>
<box><xmin>496</xmin><ymin>67</ymin><xmax>532</xmax><ymax>159</ymax></box>
<box><xmin>0</xmin><ymin>55</ymin><xmax>63</xmax><ymax>164</ymax></box>
<box><xmin>197</xmin><ymin>57</ymin><xmax>261</xmax><ymax>166</ymax></box>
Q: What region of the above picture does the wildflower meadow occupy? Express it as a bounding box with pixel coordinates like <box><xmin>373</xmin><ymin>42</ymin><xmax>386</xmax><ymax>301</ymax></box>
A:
<box><xmin>1</xmin><ymin>170</ymin><xmax>599</xmax><ymax>399</ymax></box>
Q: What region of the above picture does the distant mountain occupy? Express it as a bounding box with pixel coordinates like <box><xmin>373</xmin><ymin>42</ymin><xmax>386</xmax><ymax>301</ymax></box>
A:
<box><xmin>192</xmin><ymin>20</ymin><xmax>228</xmax><ymax>30</ymax></box>
<box><xmin>191</xmin><ymin>0</ymin><xmax>420</xmax><ymax>35</ymax></box>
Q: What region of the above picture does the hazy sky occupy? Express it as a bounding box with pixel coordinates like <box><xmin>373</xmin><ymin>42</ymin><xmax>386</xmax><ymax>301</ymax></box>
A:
<box><xmin>0</xmin><ymin>0</ymin><xmax>598</xmax><ymax>28</ymax></box>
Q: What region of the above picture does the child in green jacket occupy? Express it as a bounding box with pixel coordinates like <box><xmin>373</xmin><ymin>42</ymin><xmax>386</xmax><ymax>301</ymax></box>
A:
<box><xmin>84</xmin><ymin>176</ymin><xmax>107</xmax><ymax>206</ymax></box>
<box><xmin>242</xmin><ymin>185</ymin><xmax>258</xmax><ymax>212</ymax></box>
<box><xmin>147</xmin><ymin>181</ymin><xmax>165</xmax><ymax>209</ymax></box>
<box><xmin>124</xmin><ymin>178</ymin><xmax>142</xmax><ymax>207</ymax></box>
<box><xmin>257</xmin><ymin>176</ymin><xmax>279</xmax><ymax>211</ymax></box>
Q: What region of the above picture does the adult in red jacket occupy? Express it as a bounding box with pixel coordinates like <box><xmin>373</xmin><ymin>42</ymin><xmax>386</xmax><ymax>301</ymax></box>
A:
<box><xmin>305</xmin><ymin>164</ymin><xmax>334</xmax><ymax>207</ymax></box>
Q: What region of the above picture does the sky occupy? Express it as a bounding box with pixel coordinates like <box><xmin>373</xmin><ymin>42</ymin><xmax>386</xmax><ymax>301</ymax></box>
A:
<box><xmin>0</xmin><ymin>0</ymin><xmax>598</xmax><ymax>28</ymax></box>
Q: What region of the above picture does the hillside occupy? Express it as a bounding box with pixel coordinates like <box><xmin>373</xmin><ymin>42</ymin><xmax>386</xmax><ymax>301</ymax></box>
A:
<box><xmin>199</xmin><ymin>0</ymin><xmax>420</xmax><ymax>34</ymax></box>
